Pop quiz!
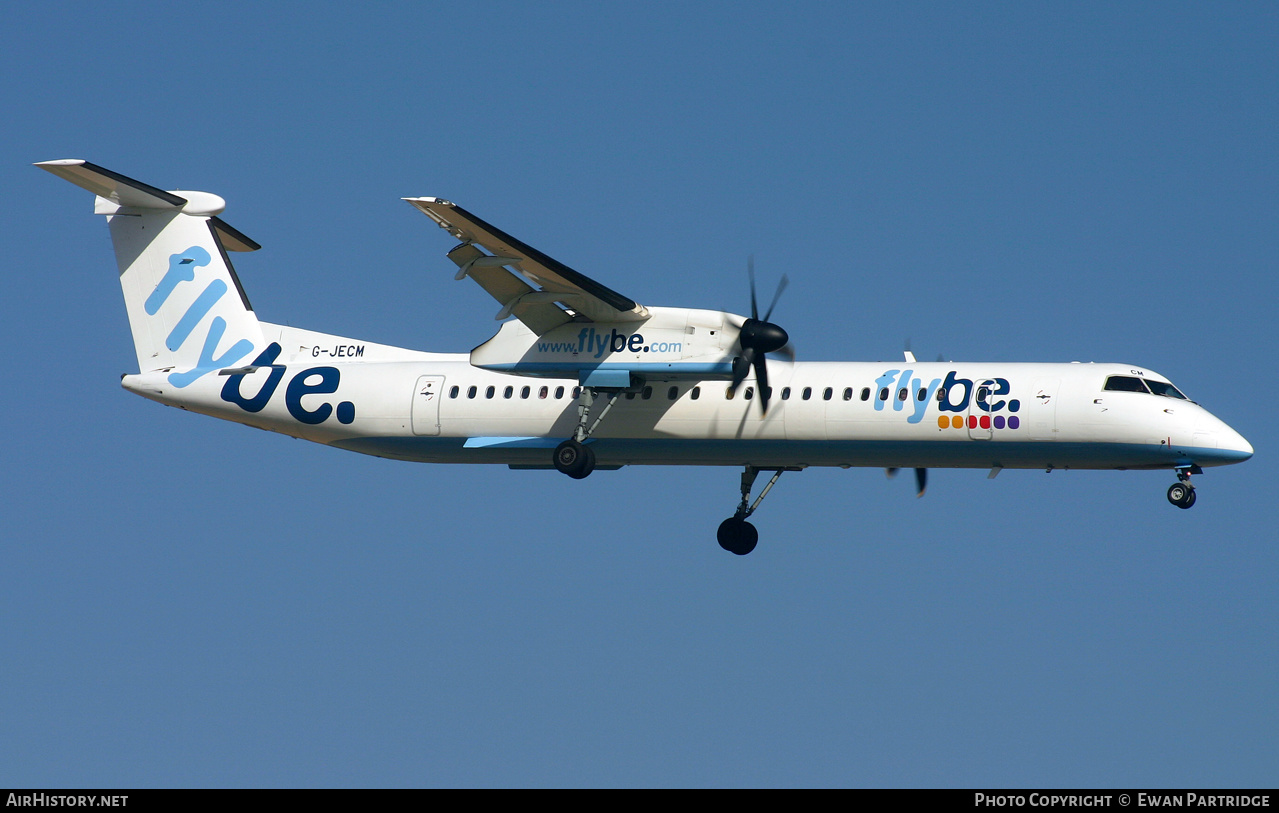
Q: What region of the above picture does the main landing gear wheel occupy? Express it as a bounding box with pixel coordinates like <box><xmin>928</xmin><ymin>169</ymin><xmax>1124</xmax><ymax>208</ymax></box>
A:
<box><xmin>1167</xmin><ymin>482</ymin><xmax>1197</xmax><ymax>509</ymax></box>
<box><xmin>716</xmin><ymin>466</ymin><xmax>794</xmax><ymax>555</ymax></box>
<box><xmin>717</xmin><ymin>518</ymin><xmax>759</xmax><ymax>556</ymax></box>
<box><xmin>554</xmin><ymin>439</ymin><xmax>596</xmax><ymax>479</ymax></box>
<box><xmin>554</xmin><ymin>386</ymin><xmax>618</xmax><ymax>479</ymax></box>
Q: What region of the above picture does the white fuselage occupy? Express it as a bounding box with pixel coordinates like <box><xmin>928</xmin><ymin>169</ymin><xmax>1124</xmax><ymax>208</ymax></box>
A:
<box><xmin>121</xmin><ymin>323</ymin><xmax>1253</xmax><ymax>474</ymax></box>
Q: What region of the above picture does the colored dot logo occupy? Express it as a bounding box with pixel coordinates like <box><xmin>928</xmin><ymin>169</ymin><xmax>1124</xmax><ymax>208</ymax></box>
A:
<box><xmin>938</xmin><ymin>415</ymin><xmax>1020</xmax><ymax>429</ymax></box>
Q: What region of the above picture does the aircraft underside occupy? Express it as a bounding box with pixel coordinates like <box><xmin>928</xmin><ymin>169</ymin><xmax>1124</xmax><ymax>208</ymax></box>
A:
<box><xmin>332</xmin><ymin>435</ymin><xmax>1220</xmax><ymax>472</ymax></box>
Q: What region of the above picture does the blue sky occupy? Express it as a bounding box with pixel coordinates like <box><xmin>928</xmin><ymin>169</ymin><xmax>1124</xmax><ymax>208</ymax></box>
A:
<box><xmin>2</xmin><ymin>2</ymin><xmax>1275</xmax><ymax>787</ymax></box>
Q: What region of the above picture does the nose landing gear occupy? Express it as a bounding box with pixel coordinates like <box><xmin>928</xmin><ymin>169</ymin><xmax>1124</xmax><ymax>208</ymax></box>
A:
<box><xmin>1167</xmin><ymin>466</ymin><xmax>1200</xmax><ymax>509</ymax></box>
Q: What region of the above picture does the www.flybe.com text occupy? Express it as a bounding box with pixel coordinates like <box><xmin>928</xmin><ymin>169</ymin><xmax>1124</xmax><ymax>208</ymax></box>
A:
<box><xmin>536</xmin><ymin>327</ymin><xmax>681</xmax><ymax>358</ymax></box>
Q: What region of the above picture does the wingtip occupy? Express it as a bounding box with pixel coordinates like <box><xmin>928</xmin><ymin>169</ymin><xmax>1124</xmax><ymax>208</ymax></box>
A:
<box><xmin>35</xmin><ymin>158</ymin><xmax>87</xmax><ymax>169</ymax></box>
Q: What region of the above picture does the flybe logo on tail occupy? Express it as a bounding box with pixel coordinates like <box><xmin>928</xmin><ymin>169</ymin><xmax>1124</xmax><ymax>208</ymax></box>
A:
<box><xmin>147</xmin><ymin>246</ymin><xmax>254</xmax><ymax>387</ymax></box>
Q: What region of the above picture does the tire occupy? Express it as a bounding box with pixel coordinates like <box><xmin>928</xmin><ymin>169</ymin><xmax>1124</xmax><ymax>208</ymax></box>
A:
<box><xmin>717</xmin><ymin>518</ymin><xmax>759</xmax><ymax>555</ymax></box>
<box><xmin>554</xmin><ymin>439</ymin><xmax>595</xmax><ymax>479</ymax></box>
<box><xmin>1167</xmin><ymin>482</ymin><xmax>1194</xmax><ymax>508</ymax></box>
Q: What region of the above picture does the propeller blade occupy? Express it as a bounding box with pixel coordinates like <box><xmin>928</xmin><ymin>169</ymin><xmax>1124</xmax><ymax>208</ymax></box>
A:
<box><xmin>731</xmin><ymin>347</ymin><xmax>755</xmax><ymax>391</ymax></box>
<box><xmin>885</xmin><ymin>467</ymin><xmax>899</xmax><ymax>479</ymax></box>
<box><xmin>761</xmin><ymin>274</ymin><xmax>789</xmax><ymax>323</ymax></box>
<box><xmin>736</xmin><ymin>257</ymin><xmax>790</xmax><ymax>415</ymax></box>
<box><xmin>753</xmin><ymin>352</ymin><xmax>771</xmax><ymax>414</ymax></box>
<box><xmin>915</xmin><ymin>467</ymin><xmax>928</xmax><ymax>497</ymax></box>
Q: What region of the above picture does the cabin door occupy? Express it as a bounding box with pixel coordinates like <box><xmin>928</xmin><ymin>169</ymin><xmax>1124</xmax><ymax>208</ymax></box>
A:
<box><xmin>411</xmin><ymin>375</ymin><xmax>445</xmax><ymax>436</ymax></box>
<box><xmin>966</xmin><ymin>378</ymin><xmax>997</xmax><ymax>440</ymax></box>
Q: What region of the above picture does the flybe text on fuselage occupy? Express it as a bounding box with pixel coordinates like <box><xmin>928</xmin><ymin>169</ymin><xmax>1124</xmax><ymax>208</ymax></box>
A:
<box><xmin>873</xmin><ymin>369</ymin><xmax>1023</xmax><ymax>428</ymax></box>
<box><xmin>220</xmin><ymin>342</ymin><xmax>357</xmax><ymax>425</ymax></box>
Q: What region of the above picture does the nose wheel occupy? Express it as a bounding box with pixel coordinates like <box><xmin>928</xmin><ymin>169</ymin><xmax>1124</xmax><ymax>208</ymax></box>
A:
<box><xmin>1167</xmin><ymin>481</ymin><xmax>1196</xmax><ymax>509</ymax></box>
<box><xmin>1167</xmin><ymin>467</ymin><xmax>1198</xmax><ymax>509</ymax></box>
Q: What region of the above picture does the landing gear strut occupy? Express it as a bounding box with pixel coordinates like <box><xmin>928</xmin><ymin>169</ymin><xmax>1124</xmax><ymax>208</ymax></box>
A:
<box><xmin>552</xmin><ymin>386</ymin><xmax>621</xmax><ymax>479</ymax></box>
<box><xmin>1167</xmin><ymin>467</ymin><xmax>1198</xmax><ymax>509</ymax></box>
<box><xmin>717</xmin><ymin>466</ymin><xmax>796</xmax><ymax>555</ymax></box>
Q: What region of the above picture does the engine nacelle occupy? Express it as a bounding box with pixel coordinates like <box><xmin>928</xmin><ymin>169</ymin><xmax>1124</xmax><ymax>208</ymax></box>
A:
<box><xmin>470</xmin><ymin>306</ymin><xmax>742</xmax><ymax>384</ymax></box>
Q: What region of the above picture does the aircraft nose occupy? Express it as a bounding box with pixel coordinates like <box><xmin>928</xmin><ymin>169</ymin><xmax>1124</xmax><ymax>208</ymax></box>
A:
<box><xmin>1188</xmin><ymin>408</ymin><xmax>1253</xmax><ymax>466</ymax></box>
<box><xmin>1224</xmin><ymin>426</ymin><xmax>1254</xmax><ymax>461</ymax></box>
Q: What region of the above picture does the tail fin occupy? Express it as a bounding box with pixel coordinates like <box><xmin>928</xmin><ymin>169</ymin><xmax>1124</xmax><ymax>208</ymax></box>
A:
<box><xmin>37</xmin><ymin>160</ymin><xmax>264</xmax><ymax>387</ymax></box>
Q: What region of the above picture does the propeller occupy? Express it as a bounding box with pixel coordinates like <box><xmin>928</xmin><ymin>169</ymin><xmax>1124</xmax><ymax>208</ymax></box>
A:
<box><xmin>886</xmin><ymin>467</ymin><xmax>929</xmax><ymax>497</ymax></box>
<box><xmin>730</xmin><ymin>257</ymin><xmax>790</xmax><ymax>414</ymax></box>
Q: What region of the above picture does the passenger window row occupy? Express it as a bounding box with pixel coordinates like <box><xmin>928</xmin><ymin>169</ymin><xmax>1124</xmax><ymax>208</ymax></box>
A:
<box><xmin>444</xmin><ymin>382</ymin><xmax>955</xmax><ymax>404</ymax></box>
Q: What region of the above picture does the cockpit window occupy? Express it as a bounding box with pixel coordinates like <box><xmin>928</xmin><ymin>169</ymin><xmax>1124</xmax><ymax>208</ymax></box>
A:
<box><xmin>1103</xmin><ymin>375</ymin><xmax>1191</xmax><ymax>401</ymax></box>
<box><xmin>1145</xmin><ymin>380</ymin><xmax>1188</xmax><ymax>400</ymax></box>
<box><xmin>1103</xmin><ymin>376</ymin><xmax>1150</xmax><ymax>393</ymax></box>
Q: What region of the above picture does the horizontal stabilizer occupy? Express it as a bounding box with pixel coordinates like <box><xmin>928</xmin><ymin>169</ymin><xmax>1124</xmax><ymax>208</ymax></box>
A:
<box><xmin>36</xmin><ymin>159</ymin><xmax>187</xmax><ymax>209</ymax></box>
<box><xmin>36</xmin><ymin>159</ymin><xmax>260</xmax><ymax>251</ymax></box>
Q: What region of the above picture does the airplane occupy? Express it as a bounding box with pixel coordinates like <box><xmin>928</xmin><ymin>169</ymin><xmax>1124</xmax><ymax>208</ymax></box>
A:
<box><xmin>38</xmin><ymin>159</ymin><xmax>1254</xmax><ymax>555</ymax></box>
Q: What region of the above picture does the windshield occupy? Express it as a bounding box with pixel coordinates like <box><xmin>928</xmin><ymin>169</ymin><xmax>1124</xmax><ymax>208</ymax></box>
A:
<box><xmin>1144</xmin><ymin>379</ymin><xmax>1188</xmax><ymax>400</ymax></box>
<box><xmin>1103</xmin><ymin>375</ymin><xmax>1191</xmax><ymax>401</ymax></box>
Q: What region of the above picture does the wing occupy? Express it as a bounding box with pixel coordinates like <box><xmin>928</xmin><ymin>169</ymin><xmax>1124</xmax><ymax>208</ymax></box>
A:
<box><xmin>404</xmin><ymin>197</ymin><xmax>648</xmax><ymax>335</ymax></box>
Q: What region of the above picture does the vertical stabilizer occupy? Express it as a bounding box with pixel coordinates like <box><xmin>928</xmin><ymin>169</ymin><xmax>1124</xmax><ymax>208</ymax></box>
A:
<box><xmin>38</xmin><ymin>160</ymin><xmax>264</xmax><ymax>387</ymax></box>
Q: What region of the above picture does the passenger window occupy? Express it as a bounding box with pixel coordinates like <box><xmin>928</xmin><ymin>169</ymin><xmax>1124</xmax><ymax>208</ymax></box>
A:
<box><xmin>467</xmin><ymin>385</ymin><xmax>477</xmax><ymax>399</ymax></box>
<box><xmin>642</xmin><ymin>386</ymin><xmax>653</xmax><ymax>400</ymax></box>
<box><xmin>898</xmin><ymin>388</ymin><xmax>908</xmax><ymax>401</ymax></box>
<box><xmin>572</xmin><ymin>387</ymin><xmax>581</xmax><ymax>399</ymax></box>
<box><xmin>449</xmin><ymin>385</ymin><xmax>459</xmax><ymax>398</ymax></box>
<box><xmin>539</xmin><ymin>386</ymin><xmax>549</xmax><ymax>399</ymax></box>
<box><xmin>668</xmin><ymin>386</ymin><xmax>678</xmax><ymax>400</ymax></box>
<box><xmin>936</xmin><ymin>387</ymin><xmax>946</xmax><ymax>402</ymax></box>
<box><xmin>781</xmin><ymin>387</ymin><xmax>791</xmax><ymax>400</ymax></box>
<box><xmin>879</xmin><ymin>388</ymin><xmax>889</xmax><ymax>401</ymax></box>
<box><xmin>485</xmin><ymin>386</ymin><xmax>495</xmax><ymax>399</ymax></box>
<box><xmin>504</xmin><ymin>386</ymin><xmax>514</xmax><ymax>399</ymax></box>
<box><xmin>521</xmin><ymin>386</ymin><xmax>530</xmax><ymax>399</ymax></box>
<box><xmin>917</xmin><ymin>388</ymin><xmax>927</xmax><ymax>401</ymax></box>
<box><xmin>1103</xmin><ymin>376</ymin><xmax>1149</xmax><ymax>393</ymax></box>
<box><xmin>861</xmin><ymin>388</ymin><xmax>870</xmax><ymax>401</ymax></box>
<box><xmin>691</xmin><ymin>386</ymin><xmax>701</xmax><ymax>400</ymax></box>
<box><xmin>725</xmin><ymin>387</ymin><xmax>735</xmax><ymax>400</ymax></box>
<box><xmin>823</xmin><ymin>387</ymin><xmax>833</xmax><ymax>401</ymax></box>
<box><xmin>843</xmin><ymin>387</ymin><xmax>853</xmax><ymax>401</ymax></box>
<box><xmin>745</xmin><ymin>387</ymin><xmax>754</xmax><ymax>401</ymax></box>
<box><xmin>556</xmin><ymin>386</ymin><xmax>565</xmax><ymax>399</ymax></box>
<box><xmin>802</xmin><ymin>387</ymin><xmax>812</xmax><ymax>400</ymax></box>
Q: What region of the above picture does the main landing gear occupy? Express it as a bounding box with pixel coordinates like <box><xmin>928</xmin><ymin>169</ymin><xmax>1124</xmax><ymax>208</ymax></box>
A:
<box><xmin>1167</xmin><ymin>466</ymin><xmax>1200</xmax><ymax>509</ymax></box>
<box><xmin>552</xmin><ymin>386</ymin><xmax>621</xmax><ymax>480</ymax></box>
<box><xmin>717</xmin><ymin>466</ymin><xmax>798</xmax><ymax>555</ymax></box>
